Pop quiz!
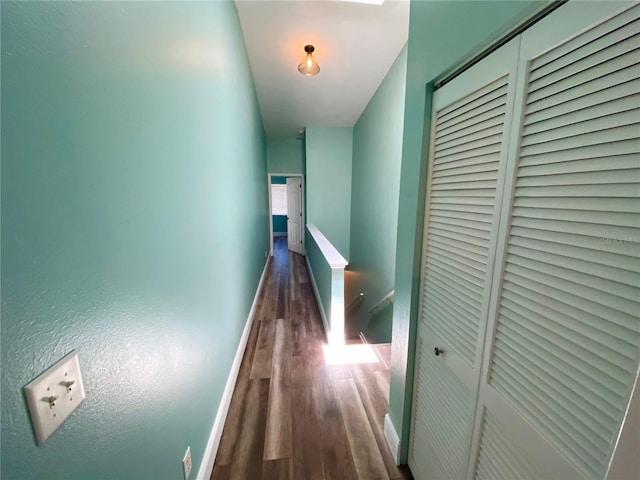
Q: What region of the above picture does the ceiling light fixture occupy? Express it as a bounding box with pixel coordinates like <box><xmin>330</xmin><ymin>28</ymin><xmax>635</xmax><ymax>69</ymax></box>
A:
<box><xmin>298</xmin><ymin>45</ymin><xmax>320</xmax><ymax>76</ymax></box>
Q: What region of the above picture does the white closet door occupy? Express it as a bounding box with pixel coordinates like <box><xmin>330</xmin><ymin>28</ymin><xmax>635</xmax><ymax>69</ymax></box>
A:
<box><xmin>471</xmin><ymin>3</ymin><xmax>640</xmax><ymax>479</ymax></box>
<box><xmin>408</xmin><ymin>40</ymin><xmax>520</xmax><ymax>480</ymax></box>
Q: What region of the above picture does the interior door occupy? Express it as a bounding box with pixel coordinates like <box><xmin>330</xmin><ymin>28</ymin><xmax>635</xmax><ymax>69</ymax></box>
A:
<box><xmin>410</xmin><ymin>3</ymin><xmax>639</xmax><ymax>479</ymax></box>
<box><xmin>469</xmin><ymin>3</ymin><xmax>640</xmax><ymax>479</ymax></box>
<box><xmin>286</xmin><ymin>177</ymin><xmax>304</xmax><ymax>254</ymax></box>
<box><xmin>408</xmin><ymin>40</ymin><xmax>521</xmax><ymax>480</ymax></box>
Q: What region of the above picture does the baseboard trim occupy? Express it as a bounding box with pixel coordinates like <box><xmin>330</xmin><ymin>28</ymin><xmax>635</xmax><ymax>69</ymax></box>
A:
<box><xmin>273</xmin><ymin>232</ymin><xmax>287</xmax><ymax>237</ymax></box>
<box><xmin>196</xmin><ymin>257</ymin><xmax>270</xmax><ymax>480</ymax></box>
<box><xmin>384</xmin><ymin>413</ymin><xmax>401</xmax><ymax>466</ymax></box>
<box><xmin>304</xmin><ymin>256</ymin><xmax>331</xmax><ymax>342</ymax></box>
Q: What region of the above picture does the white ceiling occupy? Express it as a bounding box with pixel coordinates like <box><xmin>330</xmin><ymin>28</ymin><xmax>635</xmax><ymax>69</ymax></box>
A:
<box><xmin>235</xmin><ymin>0</ymin><xmax>409</xmax><ymax>138</ymax></box>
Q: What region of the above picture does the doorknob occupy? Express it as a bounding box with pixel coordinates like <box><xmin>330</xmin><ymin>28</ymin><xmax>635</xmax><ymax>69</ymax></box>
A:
<box><xmin>434</xmin><ymin>347</ymin><xmax>444</xmax><ymax>356</ymax></box>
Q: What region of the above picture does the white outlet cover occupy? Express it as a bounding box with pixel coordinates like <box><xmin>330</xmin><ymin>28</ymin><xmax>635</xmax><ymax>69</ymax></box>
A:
<box><xmin>24</xmin><ymin>350</ymin><xmax>85</xmax><ymax>444</ymax></box>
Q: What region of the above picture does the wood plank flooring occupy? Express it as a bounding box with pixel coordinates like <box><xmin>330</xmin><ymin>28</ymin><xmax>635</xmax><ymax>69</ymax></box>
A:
<box><xmin>212</xmin><ymin>238</ymin><xmax>412</xmax><ymax>480</ymax></box>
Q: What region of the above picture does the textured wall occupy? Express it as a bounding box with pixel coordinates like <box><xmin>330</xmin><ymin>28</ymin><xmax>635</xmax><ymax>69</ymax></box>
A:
<box><xmin>347</xmin><ymin>45</ymin><xmax>407</xmax><ymax>344</ymax></box>
<box><xmin>389</xmin><ymin>0</ymin><xmax>547</xmax><ymax>462</ymax></box>
<box><xmin>305</xmin><ymin>126</ymin><xmax>353</xmax><ymax>259</ymax></box>
<box><xmin>1</xmin><ymin>1</ymin><xmax>268</xmax><ymax>479</ymax></box>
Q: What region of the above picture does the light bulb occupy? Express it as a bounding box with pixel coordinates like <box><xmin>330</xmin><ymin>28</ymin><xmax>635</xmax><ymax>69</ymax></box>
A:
<box><xmin>298</xmin><ymin>45</ymin><xmax>320</xmax><ymax>76</ymax></box>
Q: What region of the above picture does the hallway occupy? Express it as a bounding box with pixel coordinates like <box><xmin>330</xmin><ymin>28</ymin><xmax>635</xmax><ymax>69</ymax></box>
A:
<box><xmin>211</xmin><ymin>238</ymin><xmax>412</xmax><ymax>480</ymax></box>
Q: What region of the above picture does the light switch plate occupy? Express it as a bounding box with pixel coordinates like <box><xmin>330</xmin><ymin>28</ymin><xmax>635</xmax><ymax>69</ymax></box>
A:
<box><xmin>24</xmin><ymin>350</ymin><xmax>85</xmax><ymax>444</ymax></box>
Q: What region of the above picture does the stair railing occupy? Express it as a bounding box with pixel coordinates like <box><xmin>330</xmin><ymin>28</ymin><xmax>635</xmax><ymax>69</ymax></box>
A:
<box><xmin>368</xmin><ymin>290</ymin><xmax>394</xmax><ymax>316</ymax></box>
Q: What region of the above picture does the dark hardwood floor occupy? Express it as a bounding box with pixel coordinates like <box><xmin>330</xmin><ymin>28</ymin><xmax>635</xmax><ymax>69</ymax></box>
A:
<box><xmin>211</xmin><ymin>237</ymin><xmax>412</xmax><ymax>480</ymax></box>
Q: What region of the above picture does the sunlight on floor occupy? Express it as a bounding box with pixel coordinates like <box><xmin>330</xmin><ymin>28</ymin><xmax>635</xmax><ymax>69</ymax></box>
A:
<box><xmin>322</xmin><ymin>343</ymin><xmax>380</xmax><ymax>366</ymax></box>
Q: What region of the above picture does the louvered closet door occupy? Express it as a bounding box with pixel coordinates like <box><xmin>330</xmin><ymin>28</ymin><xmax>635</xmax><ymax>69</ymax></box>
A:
<box><xmin>470</xmin><ymin>3</ymin><xmax>640</xmax><ymax>479</ymax></box>
<box><xmin>408</xmin><ymin>40</ymin><xmax>520</xmax><ymax>480</ymax></box>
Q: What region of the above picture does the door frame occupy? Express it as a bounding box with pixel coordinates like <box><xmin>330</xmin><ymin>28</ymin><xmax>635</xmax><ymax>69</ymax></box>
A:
<box><xmin>267</xmin><ymin>173</ymin><xmax>306</xmax><ymax>257</ymax></box>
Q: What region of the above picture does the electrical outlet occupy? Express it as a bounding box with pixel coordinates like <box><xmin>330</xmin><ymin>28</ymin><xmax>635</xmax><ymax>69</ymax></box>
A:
<box><xmin>24</xmin><ymin>350</ymin><xmax>86</xmax><ymax>444</ymax></box>
<box><xmin>182</xmin><ymin>446</ymin><xmax>192</xmax><ymax>479</ymax></box>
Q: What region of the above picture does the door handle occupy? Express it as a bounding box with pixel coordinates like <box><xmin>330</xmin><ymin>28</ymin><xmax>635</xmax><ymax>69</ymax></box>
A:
<box><xmin>434</xmin><ymin>347</ymin><xmax>444</xmax><ymax>356</ymax></box>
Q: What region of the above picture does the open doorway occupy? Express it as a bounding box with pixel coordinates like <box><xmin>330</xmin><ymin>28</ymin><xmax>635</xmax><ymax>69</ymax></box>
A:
<box><xmin>267</xmin><ymin>173</ymin><xmax>305</xmax><ymax>257</ymax></box>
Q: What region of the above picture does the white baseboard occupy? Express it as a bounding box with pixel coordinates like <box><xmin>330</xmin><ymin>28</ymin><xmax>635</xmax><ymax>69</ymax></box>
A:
<box><xmin>196</xmin><ymin>258</ymin><xmax>270</xmax><ymax>480</ymax></box>
<box><xmin>384</xmin><ymin>413</ymin><xmax>401</xmax><ymax>466</ymax></box>
<box><xmin>273</xmin><ymin>232</ymin><xmax>287</xmax><ymax>237</ymax></box>
<box><xmin>304</xmin><ymin>256</ymin><xmax>331</xmax><ymax>342</ymax></box>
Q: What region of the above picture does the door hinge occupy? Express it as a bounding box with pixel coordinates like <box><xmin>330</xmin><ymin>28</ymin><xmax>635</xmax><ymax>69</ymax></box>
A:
<box><xmin>300</xmin><ymin>240</ymin><xmax>302</xmax><ymax>244</ymax></box>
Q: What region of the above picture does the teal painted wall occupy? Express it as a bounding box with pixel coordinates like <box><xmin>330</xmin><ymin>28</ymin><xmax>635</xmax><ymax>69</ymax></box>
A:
<box><xmin>305</xmin><ymin>227</ymin><xmax>346</xmax><ymax>343</ymax></box>
<box><xmin>267</xmin><ymin>137</ymin><xmax>305</xmax><ymax>174</ymax></box>
<box><xmin>271</xmin><ymin>176</ymin><xmax>288</xmax><ymax>184</ymax></box>
<box><xmin>347</xmin><ymin>45</ymin><xmax>407</xmax><ymax>344</ymax></box>
<box><xmin>389</xmin><ymin>0</ymin><xmax>548</xmax><ymax>462</ymax></box>
<box><xmin>273</xmin><ymin>216</ymin><xmax>288</xmax><ymax>234</ymax></box>
<box><xmin>305</xmin><ymin>126</ymin><xmax>353</xmax><ymax>259</ymax></box>
<box><xmin>1</xmin><ymin>2</ymin><xmax>269</xmax><ymax>479</ymax></box>
<box><xmin>305</xmin><ymin>229</ymin><xmax>332</xmax><ymax>332</ymax></box>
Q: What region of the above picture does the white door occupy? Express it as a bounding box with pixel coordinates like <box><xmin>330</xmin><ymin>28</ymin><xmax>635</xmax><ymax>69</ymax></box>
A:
<box><xmin>286</xmin><ymin>177</ymin><xmax>304</xmax><ymax>254</ymax></box>
<box><xmin>410</xmin><ymin>2</ymin><xmax>640</xmax><ymax>479</ymax></box>
<box><xmin>408</xmin><ymin>39</ymin><xmax>521</xmax><ymax>480</ymax></box>
<box><xmin>470</xmin><ymin>4</ymin><xmax>640</xmax><ymax>479</ymax></box>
